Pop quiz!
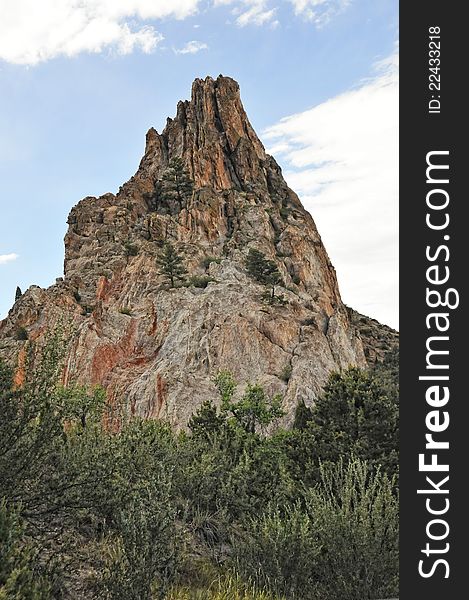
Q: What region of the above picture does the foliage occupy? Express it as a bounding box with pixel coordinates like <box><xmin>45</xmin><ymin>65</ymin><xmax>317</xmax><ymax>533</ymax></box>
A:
<box><xmin>119</xmin><ymin>306</ymin><xmax>132</xmax><ymax>316</ymax></box>
<box><xmin>308</xmin><ymin>367</ymin><xmax>399</xmax><ymax>477</ymax></box>
<box><xmin>214</xmin><ymin>371</ymin><xmax>284</xmax><ymax>434</ymax></box>
<box><xmin>161</xmin><ymin>157</ymin><xmax>194</xmax><ymax>206</ymax></box>
<box><xmin>245</xmin><ymin>249</ymin><xmax>283</xmax><ymax>304</ymax></box>
<box><xmin>157</xmin><ymin>242</ymin><xmax>188</xmax><ymax>288</ymax></box>
<box><xmin>306</xmin><ymin>459</ymin><xmax>399</xmax><ymax>600</ymax></box>
<box><xmin>202</xmin><ymin>256</ymin><xmax>222</xmax><ymax>269</ymax></box>
<box><xmin>188</xmin><ymin>275</ymin><xmax>215</xmax><ymax>289</ymax></box>
<box><xmin>0</xmin><ymin>501</ymin><xmax>53</xmax><ymax>600</ymax></box>
<box><xmin>81</xmin><ymin>304</ymin><xmax>94</xmax><ymax>315</ymax></box>
<box><xmin>15</xmin><ymin>327</ymin><xmax>28</xmax><ymax>341</ymax></box>
<box><xmin>95</xmin><ymin>483</ymin><xmax>181</xmax><ymax>600</ymax></box>
<box><xmin>235</xmin><ymin>458</ymin><xmax>398</xmax><ymax>600</ymax></box>
<box><xmin>235</xmin><ymin>503</ymin><xmax>320</xmax><ymax>596</ymax></box>
<box><xmin>372</xmin><ymin>346</ymin><xmax>399</xmax><ymax>406</ymax></box>
<box><xmin>168</xmin><ymin>573</ymin><xmax>286</xmax><ymax>599</ymax></box>
<box><xmin>15</xmin><ymin>287</ymin><xmax>22</xmax><ymax>302</ymax></box>
<box><xmin>291</xmin><ymin>275</ymin><xmax>301</xmax><ymax>286</ymax></box>
<box><xmin>188</xmin><ymin>400</ymin><xmax>225</xmax><ymax>440</ymax></box>
<box><xmin>123</xmin><ymin>240</ymin><xmax>139</xmax><ymax>257</ymax></box>
<box><xmin>279</xmin><ymin>364</ymin><xmax>292</xmax><ymax>383</ymax></box>
<box><xmin>292</xmin><ymin>400</ymin><xmax>313</xmax><ymax>430</ymax></box>
<box><xmin>0</xmin><ymin>333</ymin><xmax>398</xmax><ymax>600</ymax></box>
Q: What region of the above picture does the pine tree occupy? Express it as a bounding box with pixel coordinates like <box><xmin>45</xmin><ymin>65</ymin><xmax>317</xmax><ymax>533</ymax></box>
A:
<box><xmin>15</xmin><ymin>286</ymin><xmax>22</xmax><ymax>302</ymax></box>
<box><xmin>160</xmin><ymin>157</ymin><xmax>193</xmax><ymax>207</ymax></box>
<box><xmin>156</xmin><ymin>242</ymin><xmax>187</xmax><ymax>288</ymax></box>
<box><xmin>310</xmin><ymin>367</ymin><xmax>399</xmax><ymax>477</ymax></box>
<box><xmin>246</xmin><ymin>248</ymin><xmax>283</xmax><ymax>303</ymax></box>
<box><xmin>293</xmin><ymin>400</ymin><xmax>313</xmax><ymax>430</ymax></box>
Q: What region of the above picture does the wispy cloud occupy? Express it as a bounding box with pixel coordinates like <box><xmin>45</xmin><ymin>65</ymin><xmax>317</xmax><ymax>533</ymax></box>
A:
<box><xmin>236</xmin><ymin>1</ymin><xmax>277</xmax><ymax>26</ymax></box>
<box><xmin>174</xmin><ymin>40</ymin><xmax>208</xmax><ymax>55</ymax></box>
<box><xmin>0</xmin><ymin>0</ymin><xmax>200</xmax><ymax>65</ymax></box>
<box><xmin>214</xmin><ymin>0</ymin><xmax>277</xmax><ymax>27</ymax></box>
<box><xmin>264</xmin><ymin>47</ymin><xmax>399</xmax><ymax>328</ymax></box>
<box><xmin>0</xmin><ymin>253</ymin><xmax>19</xmax><ymax>265</ymax></box>
<box><xmin>0</xmin><ymin>0</ymin><xmax>353</xmax><ymax>65</ymax></box>
<box><xmin>288</xmin><ymin>0</ymin><xmax>351</xmax><ymax>26</ymax></box>
<box><xmin>215</xmin><ymin>0</ymin><xmax>348</xmax><ymax>27</ymax></box>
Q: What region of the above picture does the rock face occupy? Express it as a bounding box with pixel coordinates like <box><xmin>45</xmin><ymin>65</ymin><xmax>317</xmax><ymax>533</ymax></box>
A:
<box><xmin>349</xmin><ymin>309</ymin><xmax>399</xmax><ymax>365</ymax></box>
<box><xmin>0</xmin><ymin>75</ymin><xmax>388</xmax><ymax>427</ymax></box>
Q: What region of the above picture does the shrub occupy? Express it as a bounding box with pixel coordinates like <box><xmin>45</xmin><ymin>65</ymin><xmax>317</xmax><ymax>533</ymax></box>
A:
<box><xmin>119</xmin><ymin>307</ymin><xmax>132</xmax><ymax>316</ymax></box>
<box><xmin>235</xmin><ymin>458</ymin><xmax>398</xmax><ymax>600</ymax></box>
<box><xmin>94</xmin><ymin>483</ymin><xmax>181</xmax><ymax>600</ymax></box>
<box><xmin>260</xmin><ymin>291</ymin><xmax>286</xmax><ymax>305</ymax></box>
<box><xmin>188</xmin><ymin>275</ymin><xmax>215</xmax><ymax>289</ymax></box>
<box><xmin>235</xmin><ymin>504</ymin><xmax>320</xmax><ymax>597</ymax></box>
<box><xmin>15</xmin><ymin>326</ymin><xmax>28</xmax><ymax>341</ymax></box>
<box><xmin>279</xmin><ymin>364</ymin><xmax>292</xmax><ymax>383</ymax></box>
<box><xmin>306</xmin><ymin>459</ymin><xmax>399</xmax><ymax>600</ymax></box>
<box><xmin>202</xmin><ymin>256</ymin><xmax>222</xmax><ymax>269</ymax></box>
<box><xmin>0</xmin><ymin>500</ymin><xmax>53</xmax><ymax>599</ymax></box>
<box><xmin>124</xmin><ymin>241</ymin><xmax>139</xmax><ymax>257</ymax></box>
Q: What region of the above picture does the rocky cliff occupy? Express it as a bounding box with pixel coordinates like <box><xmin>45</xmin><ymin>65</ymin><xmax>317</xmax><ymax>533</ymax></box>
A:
<box><xmin>0</xmin><ymin>75</ymin><xmax>395</xmax><ymax>427</ymax></box>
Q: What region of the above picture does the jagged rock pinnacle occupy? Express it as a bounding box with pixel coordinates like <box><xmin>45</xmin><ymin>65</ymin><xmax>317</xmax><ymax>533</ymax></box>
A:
<box><xmin>0</xmin><ymin>76</ymin><xmax>373</xmax><ymax>428</ymax></box>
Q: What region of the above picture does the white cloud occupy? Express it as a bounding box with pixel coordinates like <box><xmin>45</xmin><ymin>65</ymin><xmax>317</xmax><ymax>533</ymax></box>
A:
<box><xmin>0</xmin><ymin>0</ymin><xmax>201</xmax><ymax>65</ymax></box>
<box><xmin>289</xmin><ymin>0</ymin><xmax>351</xmax><ymax>26</ymax></box>
<box><xmin>0</xmin><ymin>253</ymin><xmax>19</xmax><ymax>265</ymax></box>
<box><xmin>214</xmin><ymin>0</ymin><xmax>277</xmax><ymax>27</ymax></box>
<box><xmin>236</xmin><ymin>1</ymin><xmax>277</xmax><ymax>26</ymax></box>
<box><xmin>264</xmin><ymin>48</ymin><xmax>399</xmax><ymax>328</ymax></box>
<box><xmin>0</xmin><ymin>0</ymin><xmax>354</xmax><ymax>64</ymax></box>
<box><xmin>174</xmin><ymin>40</ymin><xmax>208</xmax><ymax>55</ymax></box>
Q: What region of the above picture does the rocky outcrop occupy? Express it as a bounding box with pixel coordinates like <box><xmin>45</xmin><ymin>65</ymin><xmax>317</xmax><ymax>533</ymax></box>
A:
<box><xmin>0</xmin><ymin>75</ymin><xmax>379</xmax><ymax>427</ymax></box>
<box><xmin>349</xmin><ymin>309</ymin><xmax>399</xmax><ymax>365</ymax></box>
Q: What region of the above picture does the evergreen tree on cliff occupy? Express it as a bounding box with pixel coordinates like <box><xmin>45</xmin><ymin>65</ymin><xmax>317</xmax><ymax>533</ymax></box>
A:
<box><xmin>160</xmin><ymin>157</ymin><xmax>193</xmax><ymax>207</ymax></box>
<box><xmin>246</xmin><ymin>248</ymin><xmax>283</xmax><ymax>303</ymax></box>
<box><xmin>156</xmin><ymin>243</ymin><xmax>187</xmax><ymax>288</ymax></box>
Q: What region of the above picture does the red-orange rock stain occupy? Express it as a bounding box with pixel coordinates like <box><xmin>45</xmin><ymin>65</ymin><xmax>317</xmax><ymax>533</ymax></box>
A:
<box><xmin>90</xmin><ymin>319</ymin><xmax>138</xmax><ymax>386</ymax></box>
<box><xmin>13</xmin><ymin>346</ymin><xmax>27</xmax><ymax>388</ymax></box>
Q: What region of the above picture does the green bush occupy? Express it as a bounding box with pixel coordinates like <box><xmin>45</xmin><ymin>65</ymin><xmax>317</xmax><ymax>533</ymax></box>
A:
<box><xmin>188</xmin><ymin>275</ymin><xmax>215</xmax><ymax>289</ymax></box>
<box><xmin>235</xmin><ymin>458</ymin><xmax>398</xmax><ymax>600</ymax></box>
<box><xmin>15</xmin><ymin>326</ymin><xmax>28</xmax><ymax>341</ymax></box>
<box><xmin>124</xmin><ymin>241</ymin><xmax>139</xmax><ymax>257</ymax></box>
<box><xmin>0</xmin><ymin>341</ymin><xmax>399</xmax><ymax>600</ymax></box>
<box><xmin>202</xmin><ymin>256</ymin><xmax>222</xmax><ymax>269</ymax></box>
<box><xmin>0</xmin><ymin>500</ymin><xmax>53</xmax><ymax>599</ymax></box>
<box><xmin>94</xmin><ymin>484</ymin><xmax>181</xmax><ymax>600</ymax></box>
<box><xmin>235</xmin><ymin>504</ymin><xmax>320</xmax><ymax>597</ymax></box>
<box><xmin>306</xmin><ymin>459</ymin><xmax>399</xmax><ymax>600</ymax></box>
<box><xmin>279</xmin><ymin>364</ymin><xmax>292</xmax><ymax>383</ymax></box>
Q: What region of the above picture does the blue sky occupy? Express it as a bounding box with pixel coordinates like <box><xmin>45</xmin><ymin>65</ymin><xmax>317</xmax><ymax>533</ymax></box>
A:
<box><xmin>0</xmin><ymin>0</ymin><xmax>398</xmax><ymax>327</ymax></box>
